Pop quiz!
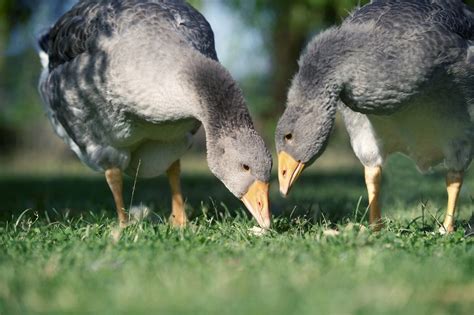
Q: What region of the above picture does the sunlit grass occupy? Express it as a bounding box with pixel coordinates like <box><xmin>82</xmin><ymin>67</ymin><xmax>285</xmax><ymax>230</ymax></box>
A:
<box><xmin>0</xmin><ymin>154</ymin><xmax>473</xmax><ymax>314</ymax></box>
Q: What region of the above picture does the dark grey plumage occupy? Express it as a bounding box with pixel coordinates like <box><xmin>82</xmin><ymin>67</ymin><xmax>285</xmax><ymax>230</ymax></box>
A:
<box><xmin>38</xmin><ymin>0</ymin><xmax>272</xmax><ymax>228</ymax></box>
<box><xmin>276</xmin><ymin>0</ymin><xmax>474</xmax><ymax>232</ymax></box>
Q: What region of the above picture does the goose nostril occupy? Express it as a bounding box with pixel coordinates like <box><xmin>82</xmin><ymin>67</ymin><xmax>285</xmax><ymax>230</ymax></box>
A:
<box><xmin>258</xmin><ymin>201</ymin><xmax>262</xmax><ymax>209</ymax></box>
<box><xmin>282</xmin><ymin>169</ymin><xmax>287</xmax><ymax>177</ymax></box>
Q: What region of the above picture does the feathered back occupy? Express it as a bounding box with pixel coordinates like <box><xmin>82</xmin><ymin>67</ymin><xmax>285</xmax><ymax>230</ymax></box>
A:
<box><xmin>351</xmin><ymin>0</ymin><xmax>474</xmax><ymax>41</ymax></box>
<box><xmin>38</xmin><ymin>0</ymin><xmax>217</xmax><ymax>70</ymax></box>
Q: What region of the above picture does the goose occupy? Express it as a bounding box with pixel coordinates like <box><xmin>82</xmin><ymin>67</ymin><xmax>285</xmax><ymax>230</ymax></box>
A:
<box><xmin>38</xmin><ymin>0</ymin><xmax>272</xmax><ymax>229</ymax></box>
<box><xmin>275</xmin><ymin>0</ymin><xmax>474</xmax><ymax>233</ymax></box>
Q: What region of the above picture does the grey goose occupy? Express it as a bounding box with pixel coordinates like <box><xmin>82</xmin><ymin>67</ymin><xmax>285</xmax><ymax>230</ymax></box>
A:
<box><xmin>38</xmin><ymin>0</ymin><xmax>272</xmax><ymax>229</ymax></box>
<box><xmin>275</xmin><ymin>0</ymin><xmax>474</xmax><ymax>233</ymax></box>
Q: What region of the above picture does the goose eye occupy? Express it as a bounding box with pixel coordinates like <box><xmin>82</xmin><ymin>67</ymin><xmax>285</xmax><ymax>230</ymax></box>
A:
<box><xmin>242</xmin><ymin>164</ymin><xmax>250</xmax><ymax>172</ymax></box>
<box><xmin>285</xmin><ymin>134</ymin><xmax>293</xmax><ymax>142</ymax></box>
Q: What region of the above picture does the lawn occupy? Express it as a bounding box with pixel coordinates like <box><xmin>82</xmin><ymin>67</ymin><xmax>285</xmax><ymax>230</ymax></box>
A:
<box><xmin>0</xmin><ymin>154</ymin><xmax>473</xmax><ymax>314</ymax></box>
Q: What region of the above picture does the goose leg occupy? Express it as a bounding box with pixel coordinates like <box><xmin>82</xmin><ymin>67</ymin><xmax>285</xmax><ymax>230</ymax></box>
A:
<box><xmin>440</xmin><ymin>171</ymin><xmax>463</xmax><ymax>234</ymax></box>
<box><xmin>105</xmin><ymin>168</ymin><xmax>128</xmax><ymax>228</ymax></box>
<box><xmin>167</xmin><ymin>160</ymin><xmax>187</xmax><ymax>227</ymax></box>
<box><xmin>365</xmin><ymin>166</ymin><xmax>383</xmax><ymax>231</ymax></box>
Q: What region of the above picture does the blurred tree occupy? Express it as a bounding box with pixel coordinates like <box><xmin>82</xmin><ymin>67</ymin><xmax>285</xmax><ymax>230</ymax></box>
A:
<box><xmin>0</xmin><ymin>0</ymin><xmax>31</xmax><ymax>97</ymax></box>
<box><xmin>0</xmin><ymin>0</ymin><xmax>35</xmax><ymax>150</ymax></box>
<box><xmin>0</xmin><ymin>0</ymin><xmax>32</xmax><ymax>48</ymax></box>
<box><xmin>188</xmin><ymin>0</ymin><xmax>201</xmax><ymax>9</ymax></box>
<box><xmin>0</xmin><ymin>0</ymin><xmax>70</xmax><ymax>152</ymax></box>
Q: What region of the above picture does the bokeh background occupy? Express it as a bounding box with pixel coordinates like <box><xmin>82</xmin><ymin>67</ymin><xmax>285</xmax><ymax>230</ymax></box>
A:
<box><xmin>2</xmin><ymin>0</ymin><xmax>474</xmax><ymax>175</ymax></box>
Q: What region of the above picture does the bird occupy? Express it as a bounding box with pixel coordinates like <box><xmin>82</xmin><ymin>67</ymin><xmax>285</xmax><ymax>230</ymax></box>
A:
<box><xmin>38</xmin><ymin>0</ymin><xmax>272</xmax><ymax>229</ymax></box>
<box><xmin>275</xmin><ymin>0</ymin><xmax>474</xmax><ymax>233</ymax></box>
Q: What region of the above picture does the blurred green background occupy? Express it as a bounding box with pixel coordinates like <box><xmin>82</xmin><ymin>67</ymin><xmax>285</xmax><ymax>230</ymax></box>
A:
<box><xmin>1</xmin><ymin>0</ymin><xmax>474</xmax><ymax>174</ymax></box>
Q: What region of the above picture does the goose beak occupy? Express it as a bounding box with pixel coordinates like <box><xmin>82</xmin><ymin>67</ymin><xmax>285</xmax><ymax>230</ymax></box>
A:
<box><xmin>278</xmin><ymin>151</ymin><xmax>305</xmax><ymax>197</ymax></box>
<box><xmin>241</xmin><ymin>180</ymin><xmax>271</xmax><ymax>229</ymax></box>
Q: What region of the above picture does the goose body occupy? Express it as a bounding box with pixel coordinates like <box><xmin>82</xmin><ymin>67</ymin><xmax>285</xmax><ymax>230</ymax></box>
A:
<box><xmin>276</xmin><ymin>0</ymin><xmax>474</xmax><ymax>233</ymax></box>
<box><xmin>39</xmin><ymin>0</ymin><xmax>272</xmax><ymax>228</ymax></box>
<box><xmin>340</xmin><ymin>80</ymin><xmax>472</xmax><ymax>173</ymax></box>
<box><xmin>39</xmin><ymin>0</ymin><xmax>213</xmax><ymax>176</ymax></box>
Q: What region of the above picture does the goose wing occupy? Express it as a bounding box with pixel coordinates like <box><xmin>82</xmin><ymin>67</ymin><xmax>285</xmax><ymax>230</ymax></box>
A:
<box><xmin>351</xmin><ymin>0</ymin><xmax>474</xmax><ymax>40</ymax></box>
<box><xmin>340</xmin><ymin>0</ymin><xmax>474</xmax><ymax>114</ymax></box>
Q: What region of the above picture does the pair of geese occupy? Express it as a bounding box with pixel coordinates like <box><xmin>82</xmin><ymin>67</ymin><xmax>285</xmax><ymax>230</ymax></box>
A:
<box><xmin>39</xmin><ymin>0</ymin><xmax>474</xmax><ymax>234</ymax></box>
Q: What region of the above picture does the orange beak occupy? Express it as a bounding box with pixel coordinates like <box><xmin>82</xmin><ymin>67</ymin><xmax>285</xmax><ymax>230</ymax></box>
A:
<box><xmin>278</xmin><ymin>151</ymin><xmax>305</xmax><ymax>197</ymax></box>
<box><xmin>241</xmin><ymin>180</ymin><xmax>271</xmax><ymax>229</ymax></box>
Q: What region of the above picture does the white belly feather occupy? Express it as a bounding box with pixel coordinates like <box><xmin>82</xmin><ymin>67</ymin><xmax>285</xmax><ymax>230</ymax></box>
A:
<box><xmin>341</xmin><ymin>101</ymin><xmax>473</xmax><ymax>172</ymax></box>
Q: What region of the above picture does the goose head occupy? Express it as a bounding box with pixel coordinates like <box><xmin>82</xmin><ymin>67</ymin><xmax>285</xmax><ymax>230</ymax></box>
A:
<box><xmin>207</xmin><ymin>129</ymin><xmax>272</xmax><ymax>229</ymax></box>
<box><xmin>275</xmin><ymin>88</ymin><xmax>337</xmax><ymax>197</ymax></box>
<box><xmin>275</xmin><ymin>28</ymin><xmax>346</xmax><ymax>197</ymax></box>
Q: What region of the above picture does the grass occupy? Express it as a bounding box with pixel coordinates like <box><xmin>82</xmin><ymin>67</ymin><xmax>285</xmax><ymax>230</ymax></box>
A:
<box><xmin>0</xmin><ymin>154</ymin><xmax>473</xmax><ymax>314</ymax></box>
